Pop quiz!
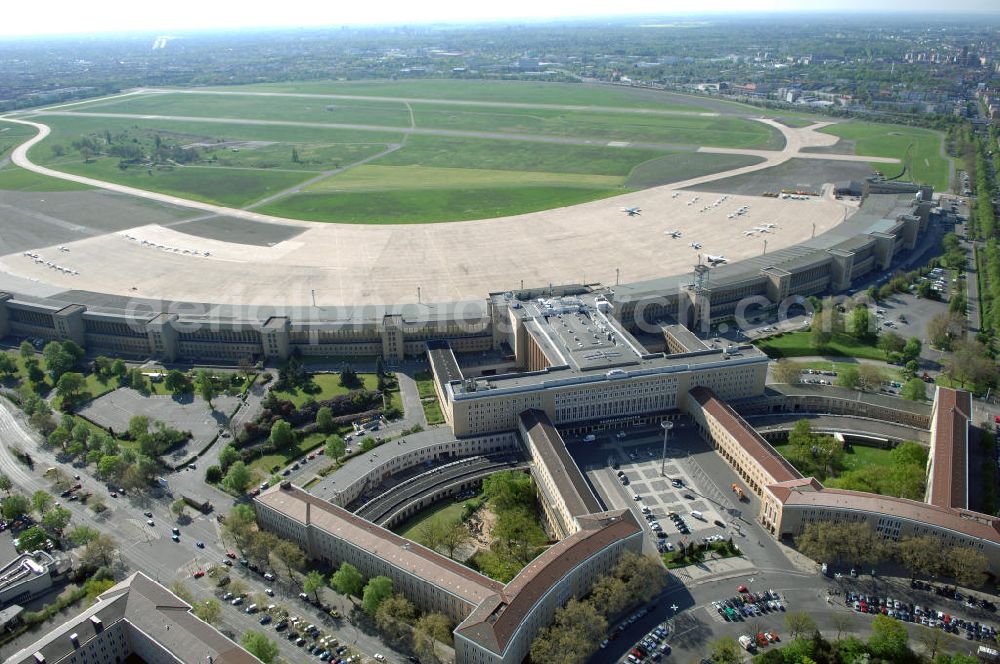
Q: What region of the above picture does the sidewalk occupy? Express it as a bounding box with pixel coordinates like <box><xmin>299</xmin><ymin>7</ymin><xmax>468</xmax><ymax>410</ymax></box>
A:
<box><xmin>667</xmin><ymin>556</ymin><xmax>756</xmax><ymax>584</ymax></box>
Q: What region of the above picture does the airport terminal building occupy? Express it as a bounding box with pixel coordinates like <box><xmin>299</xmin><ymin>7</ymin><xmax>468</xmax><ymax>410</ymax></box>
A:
<box><xmin>0</xmin><ymin>186</ymin><xmax>937</xmax><ymax>369</ymax></box>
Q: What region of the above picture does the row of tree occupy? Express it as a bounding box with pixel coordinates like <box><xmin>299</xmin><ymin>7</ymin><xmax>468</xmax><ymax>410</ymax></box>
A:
<box><xmin>795</xmin><ymin>520</ymin><xmax>990</xmax><ymax>588</ymax></box>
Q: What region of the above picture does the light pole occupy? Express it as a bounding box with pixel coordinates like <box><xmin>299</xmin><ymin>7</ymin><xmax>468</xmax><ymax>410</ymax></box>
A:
<box><xmin>660</xmin><ymin>420</ymin><xmax>673</xmax><ymax>477</ymax></box>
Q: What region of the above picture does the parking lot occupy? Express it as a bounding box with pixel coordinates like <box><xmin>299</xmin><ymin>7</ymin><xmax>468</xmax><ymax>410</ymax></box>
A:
<box><xmin>571</xmin><ymin>426</ymin><xmax>741</xmax><ymax>553</ymax></box>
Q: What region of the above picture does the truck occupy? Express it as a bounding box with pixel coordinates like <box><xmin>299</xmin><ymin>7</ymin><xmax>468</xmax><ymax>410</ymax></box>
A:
<box><xmin>182</xmin><ymin>495</ymin><xmax>213</xmax><ymax>513</ymax></box>
<box><xmin>738</xmin><ymin>635</ymin><xmax>757</xmax><ymax>652</ymax></box>
<box><xmin>731</xmin><ymin>483</ymin><xmax>746</xmax><ymax>500</ymax></box>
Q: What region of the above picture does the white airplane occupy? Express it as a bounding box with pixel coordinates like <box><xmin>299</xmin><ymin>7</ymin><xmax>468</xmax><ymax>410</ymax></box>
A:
<box><xmin>58</xmin><ymin>246</ymin><xmax>69</xmax><ymax>252</ymax></box>
<box><xmin>665</xmin><ymin>230</ymin><xmax>682</xmax><ymax>238</ymax></box>
<box><xmin>689</xmin><ymin>242</ymin><xmax>702</xmax><ymax>250</ymax></box>
<box><xmin>621</xmin><ymin>207</ymin><xmax>641</xmax><ymax>216</ymax></box>
<box><xmin>671</xmin><ymin>192</ymin><xmax>681</xmax><ymax>198</ymax></box>
<box><xmin>742</xmin><ymin>230</ymin><xmax>757</xmax><ymax>236</ymax></box>
<box><xmin>706</xmin><ymin>254</ymin><xmax>728</xmax><ymax>265</ymax></box>
<box><xmin>761</xmin><ymin>223</ymin><xmax>777</xmax><ymax>229</ymax></box>
<box><xmin>204</xmin><ymin>251</ymin><xmax>212</xmax><ymax>257</ymax></box>
<box><xmin>753</xmin><ymin>227</ymin><xmax>770</xmax><ymax>233</ymax></box>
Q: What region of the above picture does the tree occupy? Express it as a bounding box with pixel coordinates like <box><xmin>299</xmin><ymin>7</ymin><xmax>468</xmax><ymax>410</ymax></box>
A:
<box><xmin>68</xmin><ymin>525</ymin><xmax>99</xmax><ymax>546</ymax></box>
<box><xmin>836</xmin><ymin>366</ymin><xmax>860</xmax><ymax>389</ymax></box>
<box><xmin>303</xmin><ymin>570</ymin><xmax>326</xmax><ymax>603</ymax></box>
<box><xmin>375</xmin><ymin>594</ymin><xmax>417</xmax><ymax>638</ymax></box>
<box><xmin>197</xmin><ymin>370</ymin><xmax>216</xmax><ymax>407</ymax></box>
<box><xmin>16</xmin><ymin>525</ymin><xmax>48</xmax><ymax>551</ymax></box>
<box><xmin>440</xmin><ymin>520</ymin><xmax>472</xmax><ymax>559</ymax></box>
<box><xmin>19</xmin><ymin>340</ymin><xmax>34</xmax><ymax>359</ymax></box>
<box><xmin>221</xmin><ymin>504</ymin><xmax>257</xmax><ymax>553</ymax></box>
<box><xmin>903</xmin><ymin>337</ymin><xmax>923</xmax><ymax>361</ymax></box>
<box><xmin>223</xmin><ymin>461</ymin><xmax>252</xmax><ymax>494</ymax></box>
<box><xmin>111</xmin><ymin>359</ymin><xmax>126</xmax><ymax>379</ymax></box>
<box><xmin>291</xmin><ymin>146</ymin><xmax>300</xmax><ymax>163</ymax></box>
<box><xmin>362</xmin><ymin>575</ymin><xmax>394</xmax><ymax>616</ymax></box>
<box><xmin>1</xmin><ymin>493</ymin><xmax>31</xmax><ymax>520</ymax></box>
<box><xmin>330</xmin><ymin>562</ymin><xmax>365</xmax><ymax>598</ymax></box>
<box><xmin>339</xmin><ymin>365</ymin><xmax>360</xmax><ymax>389</ymax></box>
<box><xmin>205</xmin><ymin>465</ymin><xmax>223</xmax><ymax>483</ymax></box>
<box><xmin>128</xmin><ymin>415</ymin><xmax>149</xmax><ymax>439</ymax></box>
<box><xmin>917</xmin><ymin>627</ymin><xmax>948</xmax><ymax>660</ymax></box>
<box><xmin>55</xmin><ymin>372</ymin><xmax>86</xmax><ymax>405</ymax></box>
<box><xmin>773</xmin><ymin>359</ymin><xmax>804</xmax><ymax>385</ymax></box>
<box><xmin>901</xmin><ymin>378</ymin><xmax>928</xmax><ymax>401</ymax></box>
<box><xmin>240</xmin><ymin>631</ymin><xmax>279</xmax><ymax>663</ymax></box>
<box><xmin>949</xmin><ymin>545</ymin><xmax>988</xmax><ymax>588</ymax></box>
<box><xmin>170</xmin><ymin>499</ymin><xmax>187</xmax><ymax>519</ymax></box>
<box><xmin>31</xmin><ymin>490</ymin><xmax>52</xmax><ymax>516</ymax></box>
<box><xmin>709</xmin><ymin>636</ymin><xmax>743</xmax><ymax>664</ymax></box>
<box><xmin>164</xmin><ymin>370</ymin><xmax>191</xmax><ymax>394</ymax></box>
<box><xmin>43</xmin><ymin>342</ymin><xmax>76</xmax><ymax>380</ymax></box>
<box><xmin>325</xmin><ymin>435</ymin><xmax>346</xmax><ymax>461</ymax></box>
<box><xmin>80</xmin><ymin>533</ymin><xmax>118</xmax><ymax>569</ymax></box>
<box><xmin>927</xmin><ymin>311</ymin><xmax>965</xmax><ymax>350</ymax></box>
<box><xmin>0</xmin><ymin>474</ymin><xmax>11</xmax><ymax>495</ymax></box>
<box><xmin>868</xmin><ymin>613</ymin><xmax>909</xmax><ymax>661</ymax></box>
<box><xmin>269</xmin><ymin>419</ymin><xmax>295</xmax><ymax>448</ymax></box>
<box><xmin>831</xmin><ymin>613</ymin><xmax>853</xmax><ymax>641</ymax></box>
<box><xmin>856</xmin><ymin>364</ymin><xmax>884</xmax><ymax>392</ymax></box>
<box><xmin>415</xmin><ymin>612</ymin><xmax>453</xmax><ymax>644</ymax></box>
<box><xmin>847</xmin><ymin>306</ymin><xmax>874</xmax><ymax>340</ymax></box>
<box><xmin>0</xmin><ymin>353</ymin><xmax>17</xmax><ymax>376</ymax></box>
<box><xmin>272</xmin><ymin>539</ymin><xmax>306</xmax><ymax>579</ymax></box>
<box><xmin>878</xmin><ymin>331</ymin><xmax>906</xmax><ymax>359</ymax></box>
<box><xmin>42</xmin><ymin>506</ymin><xmax>72</xmax><ymax>533</ymax></box>
<box><xmin>192</xmin><ymin>598</ymin><xmax>222</xmax><ymax>626</ymax></box>
<box><xmin>218</xmin><ymin>444</ymin><xmax>239</xmax><ymax>470</ymax></box>
<box><xmin>128</xmin><ymin>368</ymin><xmax>147</xmax><ymax>391</ymax></box>
<box><xmin>786</xmin><ymin>611</ymin><xmax>818</xmax><ymax>640</ymax></box>
<box><xmin>529</xmin><ymin>598</ymin><xmax>606</xmax><ymax>664</ymax></box>
<box><xmin>316</xmin><ymin>406</ymin><xmax>334</xmax><ymax>433</ymax></box>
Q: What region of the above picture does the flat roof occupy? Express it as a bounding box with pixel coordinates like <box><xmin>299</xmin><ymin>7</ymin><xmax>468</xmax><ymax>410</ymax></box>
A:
<box><xmin>427</xmin><ymin>339</ymin><xmax>463</xmax><ymax>390</ymax></box>
<box><xmin>754</xmin><ymin>384</ymin><xmax>933</xmax><ymax>418</ymax></box>
<box><xmin>256</xmin><ymin>485</ymin><xmax>502</xmax><ymax>606</ymax></box>
<box><xmin>520</xmin><ymin>410</ymin><xmax>603</xmax><ymax>519</ymax></box>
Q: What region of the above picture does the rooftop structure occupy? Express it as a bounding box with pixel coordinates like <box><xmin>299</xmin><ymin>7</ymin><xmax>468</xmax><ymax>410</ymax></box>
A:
<box><xmin>927</xmin><ymin>386</ymin><xmax>972</xmax><ymax>509</ymax></box>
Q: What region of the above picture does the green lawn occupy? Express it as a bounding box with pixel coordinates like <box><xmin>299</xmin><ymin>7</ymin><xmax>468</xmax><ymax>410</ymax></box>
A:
<box><xmin>819</xmin><ymin>122</ymin><xmax>949</xmax><ymax>192</ymax></box>
<box><xmin>772</xmin><ymin>441</ymin><xmax>895</xmax><ymax>475</ymax></box>
<box><xmin>66</xmin><ymin>92</ymin><xmax>413</xmax><ymax>128</ymax></box>
<box><xmin>755</xmin><ymin>332</ymin><xmax>886</xmax><ymax>361</ymax></box>
<box><xmin>625</xmin><ymin>152</ymin><xmax>764</xmax><ymax>188</ymax></box>
<box><xmin>394</xmin><ymin>495</ymin><xmax>480</xmax><ymax>544</ymax></box>
<box><xmin>260</xmin><ymin>185</ymin><xmax>623</xmax><ymax>224</ymax></box>
<box><xmin>271</xmin><ymin>373</ymin><xmax>379</xmax><ymax>408</ymax></box>
<box><xmin>0</xmin><ymin>165</ymin><xmax>93</xmax><ymax>192</ymax></box>
<box><xmin>50</xmin><ymin>159</ymin><xmax>311</xmax><ymax>208</ymax></box>
<box><xmin>422</xmin><ymin>398</ymin><xmax>445</xmax><ymax>426</ymax></box>
<box><xmin>307</xmin><ymin>164</ymin><xmax>623</xmax><ymax>192</ymax></box>
<box><xmin>414</xmin><ymin>372</ymin><xmax>437</xmax><ymax>399</ymax></box>
<box><xmin>377</xmin><ymin>135</ymin><xmax>666</xmax><ymax>176</ymax></box>
<box><xmin>195</xmin><ymin>79</ymin><xmax>713</xmax><ymax>111</ymax></box>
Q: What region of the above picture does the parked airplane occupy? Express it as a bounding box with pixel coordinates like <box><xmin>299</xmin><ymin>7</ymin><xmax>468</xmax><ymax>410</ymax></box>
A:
<box><xmin>753</xmin><ymin>227</ymin><xmax>770</xmax><ymax>233</ymax></box>
<box><xmin>621</xmin><ymin>207</ymin><xmax>641</xmax><ymax>216</ymax></box>
<box><xmin>58</xmin><ymin>246</ymin><xmax>69</xmax><ymax>252</ymax></box>
<box><xmin>761</xmin><ymin>223</ymin><xmax>777</xmax><ymax>229</ymax></box>
<box><xmin>689</xmin><ymin>242</ymin><xmax>702</xmax><ymax>250</ymax></box>
<box><xmin>706</xmin><ymin>255</ymin><xmax>728</xmax><ymax>265</ymax></box>
<box><xmin>742</xmin><ymin>230</ymin><xmax>757</xmax><ymax>236</ymax></box>
<box><xmin>671</xmin><ymin>192</ymin><xmax>681</xmax><ymax>198</ymax></box>
<box><xmin>665</xmin><ymin>230</ymin><xmax>682</xmax><ymax>238</ymax></box>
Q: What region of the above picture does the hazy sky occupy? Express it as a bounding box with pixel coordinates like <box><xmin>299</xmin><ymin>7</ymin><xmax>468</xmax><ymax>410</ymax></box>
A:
<box><xmin>2</xmin><ymin>0</ymin><xmax>998</xmax><ymax>38</ymax></box>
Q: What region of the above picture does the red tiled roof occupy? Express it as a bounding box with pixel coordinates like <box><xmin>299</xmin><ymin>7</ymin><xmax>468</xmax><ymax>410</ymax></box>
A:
<box><xmin>455</xmin><ymin>510</ymin><xmax>642</xmax><ymax>656</ymax></box>
<box><xmin>928</xmin><ymin>387</ymin><xmax>971</xmax><ymax>509</ymax></box>
<box><xmin>689</xmin><ymin>386</ymin><xmax>801</xmax><ymax>483</ymax></box>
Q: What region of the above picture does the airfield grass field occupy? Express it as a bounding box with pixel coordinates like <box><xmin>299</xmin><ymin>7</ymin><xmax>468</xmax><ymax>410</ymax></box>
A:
<box><xmin>818</xmin><ymin>122</ymin><xmax>949</xmax><ymax>191</ymax></box>
<box><xmin>0</xmin><ymin>164</ymin><xmax>93</xmax><ymax>192</ymax></box>
<box><xmin>11</xmin><ymin>79</ymin><xmax>944</xmax><ymax>223</ymax></box>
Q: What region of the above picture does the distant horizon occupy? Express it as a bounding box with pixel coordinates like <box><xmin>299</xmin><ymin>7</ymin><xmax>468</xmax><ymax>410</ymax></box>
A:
<box><xmin>2</xmin><ymin>3</ymin><xmax>1000</xmax><ymax>39</ymax></box>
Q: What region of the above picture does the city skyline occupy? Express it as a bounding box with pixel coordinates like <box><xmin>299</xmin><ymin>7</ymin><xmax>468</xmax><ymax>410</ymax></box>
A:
<box><xmin>2</xmin><ymin>1</ymin><xmax>1000</xmax><ymax>38</ymax></box>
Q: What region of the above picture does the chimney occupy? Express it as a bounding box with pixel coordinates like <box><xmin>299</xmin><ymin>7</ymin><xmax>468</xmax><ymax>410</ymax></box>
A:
<box><xmin>32</xmin><ymin>653</ymin><xmax>45</xmax><ymax>663</ymax></box>
<box><xmin>89</xmin><ymin>616</ymin><xmax>103</xmax><ymax>632</ymax></box>
<box><xmin>69</xmin><ymin>633</ymin><xmax>80</xmax><ymax>649</ymax></box>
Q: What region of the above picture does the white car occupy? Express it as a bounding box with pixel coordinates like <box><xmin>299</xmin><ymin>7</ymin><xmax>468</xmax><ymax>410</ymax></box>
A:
<box><xmin>374</xmin><ymin>655</ymin><xmax>386</xmax><ymax>662</ymax></box>
<box><xmin>265</xmin><ymin>588</ymin><xmax>274</xmax><ymax>596</ymax></box>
